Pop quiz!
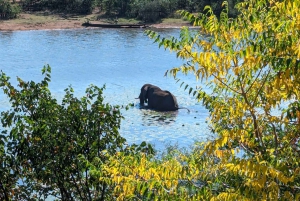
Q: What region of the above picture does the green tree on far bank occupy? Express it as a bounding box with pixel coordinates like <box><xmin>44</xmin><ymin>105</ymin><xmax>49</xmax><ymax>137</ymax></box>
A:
<box><xmin>9</xmin><ymin>0</ymin><xmax>242</xmax><ymax>21</ymax></box>
<box><xmin>98</xmin><ymin>0</ymin><xmax>242</xmax><ymax>22</ymax></box>
<box><xmin>21</xmin><ymin>0</ymin><xmax>97</xmax><ymax>14</ymax></box>
<box><xmin>0</xmin><ymin>0</ymin><xmax>20</xmax><ymax>19</ymax></box>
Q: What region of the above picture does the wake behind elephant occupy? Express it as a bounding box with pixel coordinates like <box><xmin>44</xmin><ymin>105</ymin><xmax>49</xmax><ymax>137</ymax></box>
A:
<box><xmin>138</xmin><ymin>84</ymin><xmax>190</xmax><ymax>112</ymax></box>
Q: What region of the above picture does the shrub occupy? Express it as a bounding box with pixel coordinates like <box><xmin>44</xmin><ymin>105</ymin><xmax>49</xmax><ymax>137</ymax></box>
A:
<box><xmin>0</xmin><ymin>0</ymin><xmax>20</xmax><ymax>19</ymax></box>
<box><xmin>22</xmin><ymin>0</ymin><xmax>96</xmax><ymax>14</ymax></box>
<box><xmin>0</xmin><ymin>65</ymin><xmax>126</xmax><ymax>200</ymax></box>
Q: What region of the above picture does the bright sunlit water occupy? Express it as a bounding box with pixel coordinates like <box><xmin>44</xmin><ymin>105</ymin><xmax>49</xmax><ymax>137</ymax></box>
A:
<box><xmin>0</xmin><ymin>28</ymin><xmax>211</xmax><ymax>150</ymax></box>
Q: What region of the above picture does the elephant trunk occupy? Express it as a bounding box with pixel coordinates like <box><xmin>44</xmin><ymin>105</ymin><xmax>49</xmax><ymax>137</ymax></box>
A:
<box><xmin>138</xmin><ymin>94</ymin><xmax>145</xmax><ymax>105</ymax></box>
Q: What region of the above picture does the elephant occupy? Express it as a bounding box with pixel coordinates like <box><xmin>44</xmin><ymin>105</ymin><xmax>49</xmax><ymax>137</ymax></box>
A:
<box><xmin>138</xmin><ymin>84</ymin><xmax>190</xmax><ymax>112</ymax></box>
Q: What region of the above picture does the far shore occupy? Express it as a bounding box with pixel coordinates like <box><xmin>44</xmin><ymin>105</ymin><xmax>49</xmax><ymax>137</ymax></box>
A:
<box><xmin>0</xmin><ymin>12</ymin><xmax>194</xmax><ymax>31</ymax></box>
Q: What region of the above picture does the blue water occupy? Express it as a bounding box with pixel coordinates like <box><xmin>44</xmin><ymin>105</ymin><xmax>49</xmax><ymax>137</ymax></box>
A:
<box><xmin>0</xmin><ymin>28</ymin><xmax>211</xmax><ymax>150</ymax></box>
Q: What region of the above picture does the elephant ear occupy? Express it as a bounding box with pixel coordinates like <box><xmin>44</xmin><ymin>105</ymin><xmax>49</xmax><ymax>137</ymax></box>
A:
<box><xmin>142</xmin><ymin>85</ymin><xmax>149</xmax><ymax>103</ymax></box>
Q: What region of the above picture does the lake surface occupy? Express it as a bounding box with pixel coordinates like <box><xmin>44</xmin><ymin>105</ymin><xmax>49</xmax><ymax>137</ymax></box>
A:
<box><xmin>0</xmin><ymin>28</ymin><xmax>211</xmax><ymax>150</ymax></box>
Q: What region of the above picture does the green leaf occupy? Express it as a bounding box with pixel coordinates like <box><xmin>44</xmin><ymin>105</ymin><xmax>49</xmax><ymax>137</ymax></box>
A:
<box><xmin>189</xmin><ymin>87</ymin><xmax>193</xmax><ymax>95</ymax></box>
<box><xmin>184</xmin><ymin>84</ymin><xmax>189</xmax><ymax>90</ymax></box>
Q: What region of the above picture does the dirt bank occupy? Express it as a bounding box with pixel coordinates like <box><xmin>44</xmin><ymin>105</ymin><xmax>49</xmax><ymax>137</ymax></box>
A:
<box><xmin>0</xmin><ymin>12</ymin><xmax>192</xmax><ymax>31</ymax></box>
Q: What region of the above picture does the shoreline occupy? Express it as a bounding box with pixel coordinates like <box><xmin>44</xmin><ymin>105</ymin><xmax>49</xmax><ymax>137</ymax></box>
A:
<box><xmin>0</xmin><ymin>22</ymin><xmax>193</xmax><ymax>32</ymax></box>
<box><xmin>0</xmin><ymin>12</ymin><xmax>193</xmax><ymax>32</ymax></box>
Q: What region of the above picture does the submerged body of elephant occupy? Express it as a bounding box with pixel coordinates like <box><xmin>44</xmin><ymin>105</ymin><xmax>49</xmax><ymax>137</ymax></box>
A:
<box><xmin>138</xmin><ymin>84</ymin><xmax>189</xmax><ymax>112</ymax></box>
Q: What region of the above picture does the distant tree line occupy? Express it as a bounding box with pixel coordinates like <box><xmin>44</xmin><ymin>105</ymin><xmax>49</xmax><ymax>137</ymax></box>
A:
<box><xmin>100</xmin><ymin>0</ymin><xmax>242</xmax><ymax>22</ymax></box>
<box><xmin>1</xmin><ymin>0</ymin><xmax>242</xmax><ymax>21</ymax></box>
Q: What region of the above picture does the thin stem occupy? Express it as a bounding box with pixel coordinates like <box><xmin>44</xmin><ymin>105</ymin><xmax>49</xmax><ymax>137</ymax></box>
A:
<box><xmin>0</xmin><ymin>181</ymin><xmax>10</xmax><ymax>201</ymax></box>
<box><xmin>211</xmin><ymin>73</ymin><xmax>242</xmax><ymax>95</ymax></box>
<box><xmin>100</xmin><ymin>181</ymin><xmax>107</xmax><ymax>201</ymax></box>
<box><xmin>56</xmin><ymin>170</ymin><xmax>73</xmax><ymax>201</ymax></box>
<box><xmin>84</xmin><ymin>126</ymin><xmax>92</xmax><ymax>201</ymax></box>
<box><xmin>85</xmin><ymin>168</ymin><xmax>92</xmax><ymax>201</ymax></box>
<box><xmin>71</xmin><ymin>173</ymin><xmax>84</xmax><ymax>200</ymax></box>
<box><xmin>245</xmin><ymin>65</ymin><xmax>264</xmax><ymax>94</ymax></box>
<box><xmin>252</xmin><ymin>69</ymin><xmax>271</xmax><ymax>107</ymax></box>
<box><xmin>185</xmin><ymin>61</ymin><xmax>242</xmax><ymax>95</ymax></box>
<box><xmin>239</xmin><ymin>142</ymin><xmax>255</xmax><ymax>156</ymax></box>
<box><xmin>238</xmin><ymin>75</ymin><xmax>266</xmax><ymax>152</ymax></box>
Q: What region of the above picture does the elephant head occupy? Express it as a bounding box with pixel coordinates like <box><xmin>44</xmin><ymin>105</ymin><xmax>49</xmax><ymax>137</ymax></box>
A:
<box><xmin>139</xmin><ymin>84</ymin><xmax>161</xmax><ymax>105</ymax></box>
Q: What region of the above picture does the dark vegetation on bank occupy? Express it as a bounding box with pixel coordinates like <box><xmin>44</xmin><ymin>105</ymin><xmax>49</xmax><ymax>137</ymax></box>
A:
<box><xmin>1</xmin><ymin>0</ymin><xmax>242</xmax><ymax>22</ymax></box>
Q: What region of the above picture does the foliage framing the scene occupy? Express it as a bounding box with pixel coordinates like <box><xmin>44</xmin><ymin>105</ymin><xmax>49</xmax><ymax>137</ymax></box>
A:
<box><xmin>93</xmin><ymin>0</ymin><xmax>300</xmax><ymax>200</ymax></box>
<box><xmin>0</xmin><ymin>65</ymin><xmax>127</xmax><ymax>200</ymax></box>
<box><xmin>1</xmin><ymin>0</ymin><xmax>299</xmax><ymax>200</ymax></box>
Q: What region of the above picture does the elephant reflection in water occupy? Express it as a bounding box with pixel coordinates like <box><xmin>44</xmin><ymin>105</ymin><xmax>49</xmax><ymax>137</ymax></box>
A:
<box><xmin>141</xmin><ymin>110</ymin><xmax>178</xmax><ymax>126</ymax></box>
<box><xmin>138</xmin><ymin>84</ymin><xmax>190</xmax><ymax>112</ymax></box>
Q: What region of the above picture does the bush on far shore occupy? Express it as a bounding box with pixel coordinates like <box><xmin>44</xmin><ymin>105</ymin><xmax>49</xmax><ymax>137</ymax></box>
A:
<box><xmin>0</xmin><ymin>0</ymin><xmax>21</xmax><ymax>19</ymax></box>
<box><xmin>21</xmin><ymin>0</ymin><xmax>97</xmax><ymax>14</ymax></box>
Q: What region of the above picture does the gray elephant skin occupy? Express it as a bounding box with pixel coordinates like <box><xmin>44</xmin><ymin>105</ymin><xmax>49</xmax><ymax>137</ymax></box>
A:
<box><xmin>138</xmin><ymin>84</ymin><xmax>189</xmax><ymax>112</ymax></box>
